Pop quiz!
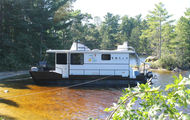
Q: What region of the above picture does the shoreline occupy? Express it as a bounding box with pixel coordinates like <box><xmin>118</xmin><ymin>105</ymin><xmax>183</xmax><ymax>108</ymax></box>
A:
<box><xmin>0</xmin><ymin>70</ymin><xmax>29</xmax><ymax>80</ymax></box>
<box><xmin>150</xmin><ymin>68</ymin><xmax>172</xmax><ymax>73</ymax></box>
<box><xmin>149</xmin><ymin>68</ymin><xmax>190</xmax><ymax>73</ymax></box>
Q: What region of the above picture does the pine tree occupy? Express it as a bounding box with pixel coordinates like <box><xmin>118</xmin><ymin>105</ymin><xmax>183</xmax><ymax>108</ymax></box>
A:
<box><xmin>174</xmin><ymin>8</ymin><xmax>190</xmax><ymax>68</ymax></box>
<box><xmin>141</xmin><ymin>2</ymin><xmax>173</xmax><ymax>58</ymax></box>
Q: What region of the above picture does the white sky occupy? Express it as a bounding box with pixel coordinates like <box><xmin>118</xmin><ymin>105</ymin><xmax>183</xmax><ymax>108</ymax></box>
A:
<box><xmin>73</xmin><ymin>0</ymin><xmax>190</xmax><ymax>21</ymax></box>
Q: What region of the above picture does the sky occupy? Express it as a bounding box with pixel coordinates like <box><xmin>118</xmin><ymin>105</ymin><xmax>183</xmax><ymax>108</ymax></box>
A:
<box><xmin>73</xmin><ymin>0</ymin><xmax>190</xmax><ymax>21</ymax></box>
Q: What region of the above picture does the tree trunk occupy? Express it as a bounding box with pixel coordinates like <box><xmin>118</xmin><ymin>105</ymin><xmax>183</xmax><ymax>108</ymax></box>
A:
<box><xmin>159</xmin><ymin>20</ymin><xmax>162</xmax><ymax>58</ymax></box>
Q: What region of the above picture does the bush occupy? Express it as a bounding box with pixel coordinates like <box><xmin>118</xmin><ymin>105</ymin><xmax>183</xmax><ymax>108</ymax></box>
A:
<box><xmin>176</xmin><ymin>56</ymin><xmax>190</xmax><ymax>70</ymax></box>
<box><xmin>159</xmin><ymin>54</ymin><xmax>178</xmax><ymax>70</ymax></box>
<box><xmin>150</xmin><ymin>60</ymin><xmax>160</xmax><ymax>69</ymax></box>
<box><xmin>148</xmin><ymin>54</ymin><xmax>190</xmax><ymax>70</ymax></box>
<box><xmin>105</xmin><ymin>74</ymin><xmax>190</xmax><ymax>120</ymax></box>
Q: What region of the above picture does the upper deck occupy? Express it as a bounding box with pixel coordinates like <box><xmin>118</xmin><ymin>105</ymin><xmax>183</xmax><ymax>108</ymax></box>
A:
<box><xmin>46</xmin><ymin>42</ymin><xmax>136</xmax><ymax>54</ymax></box>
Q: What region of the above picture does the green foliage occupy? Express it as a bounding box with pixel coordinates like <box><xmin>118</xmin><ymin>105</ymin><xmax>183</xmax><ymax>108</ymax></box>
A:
<box><xmin>140</xmin><ymin>2</ymin><xmax>173</xmax><ymax>57</ymax></box>
<box><xmin>159</xmin><ymin>54</ymin><xmax>178</xmax><ymax>70</ymax></box>
<box><xmin>120</xmin><ymin>15</ymin><xmax>149</xmax><ymax>54</ymax></box>
<box><xmin>99</xmin><ymin>13</ymin><xmax>148</xmax><ymax>53</ymax></box>
<box><xmin>100</xmin><ymin>13</ymin><xmax>120</xmax><ymax>49</ymax></box>
<box><xmin>67</xmin><ymin>11</ymin><xmax>101</xmax><ymax>50</ymax></box>
<box><xmin>172</xmin><ymin>8</ymin><xmax>190</xmax><ymax>69</ymax></box>
<box><xmin>0</xmin><ymin>0</ymin><xmax>74</xmax><ymax>70</ymax></box>
<box><xmin>1</xmin><ymin>1</ymin><xmax>190</xmax><ymax>71</ymax></box>
<box><xmin>105</xmin><ymin>75</ymin><xmax>190</xmax><ymax>120</ymax></box>
<box><xmin>150</xmin><ymin>60</ymin><xmax>160</xmax><ymax>69</ymax></box>
<box><xmin>154</xmin><ymin>7</ymin><xmax>190</xmax><ymax>70</ymax></box>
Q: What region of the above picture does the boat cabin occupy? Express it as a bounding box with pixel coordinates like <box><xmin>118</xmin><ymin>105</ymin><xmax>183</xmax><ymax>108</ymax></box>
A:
<box><xmin>46</xmin><ymin>42</ymin><xmax>140</xmax><ymax>79</ymax></box>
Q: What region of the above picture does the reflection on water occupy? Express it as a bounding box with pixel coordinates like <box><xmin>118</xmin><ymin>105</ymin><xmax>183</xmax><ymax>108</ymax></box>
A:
<box><xmin>152</xmin><ymin>70</ymin><xmax>190</xmax><ymax>89</ymax></box>
<box><xmin>0</xmin><ymin>71</ymin><xmax>190</xmax><ymax>119</ymax></box>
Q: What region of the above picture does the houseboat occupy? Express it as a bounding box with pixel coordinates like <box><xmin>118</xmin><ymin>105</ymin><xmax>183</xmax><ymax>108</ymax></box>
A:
<box><xmin>30</xmin><ymin>42</ymin><xmax>153</xmax><ymax>87</ymax></box>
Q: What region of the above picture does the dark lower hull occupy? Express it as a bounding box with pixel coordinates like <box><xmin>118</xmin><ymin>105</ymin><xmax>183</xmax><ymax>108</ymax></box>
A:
<box><xmin>29</xmin><ymin>71</ymin><xmax>148</xmax><ymax>87</ymax></box>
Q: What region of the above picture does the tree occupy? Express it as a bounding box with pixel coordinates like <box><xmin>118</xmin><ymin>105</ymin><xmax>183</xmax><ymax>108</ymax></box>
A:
<box><xmin>0</xmin><ymin>0</ymin><xmax>73</xmax><ymax>70</ymax></box>
<box><xmin>100</xmin><ymin>13</ymin><xmax>120</xmax><ymax>49</ymax></box>
<box><xmin>141</xmin><ymin>2</ymin><xmax>173</xmax><ymax>58</ymax></box>
<box><xmin>120</xmin><ymin>15</ymin><xmax>135</xmax><ymax>43</ymax></box>
<box><xmin>174</xmin><ymin>8</ymin><xmax>190</xmax><ymax>69</ymax></box>
<box><xmin>118</xmin><ymin>15</ymin><xmax>150</xmax><ymax>54</ymax></box>
<box><xmin>83</xmin><ymin>23</ymin><xmax>102</xmax><ymax>49</ymax></box>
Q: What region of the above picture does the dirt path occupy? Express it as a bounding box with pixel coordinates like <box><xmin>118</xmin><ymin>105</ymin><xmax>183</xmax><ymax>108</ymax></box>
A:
<box><xmin>0</xmin><ymin>70</ymin><xmax>29</xmax><ymax>80</ymax></box>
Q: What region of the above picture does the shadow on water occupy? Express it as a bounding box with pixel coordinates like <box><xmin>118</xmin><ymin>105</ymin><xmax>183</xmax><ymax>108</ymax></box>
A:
<box><xmin>37</xmin><ymin>82</ymin><xmax>135</xmax><ymax>90</ymax></box>
<box><xmin>0</xmin><ymin>114</ymin><xmax>16</xmax><ymax>120</ymax></box>
<box><xmin>67</xmin><ymin>84</ymin><xmax>138</xmax><ymax>90</ymax></box>
<box><xmin>0</xmin><ymin>98</ymin><xmax>19</xmax><ymax>107</ymax></box>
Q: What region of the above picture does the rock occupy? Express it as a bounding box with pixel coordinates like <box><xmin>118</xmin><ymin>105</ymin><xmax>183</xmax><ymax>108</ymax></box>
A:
<box><xmin>4</xmin><ymin>90</ymin><xmax>9</xmax><ymax>93</ymax></box>
<box><xmin>145</xmin><ymin>56</ymin><xmax>158</xmax><ymax>62</ymax></box>
<box><xmin>173</xmin><ymin>67</ymin><xmax>181</xmax><ymax>73</ymax></box>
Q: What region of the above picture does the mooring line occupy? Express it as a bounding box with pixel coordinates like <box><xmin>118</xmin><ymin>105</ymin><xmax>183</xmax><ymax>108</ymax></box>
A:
<box><xmin>0</xmin><ymin>75</ymin><xmax>112</xmax><ymax>100</ymax></box>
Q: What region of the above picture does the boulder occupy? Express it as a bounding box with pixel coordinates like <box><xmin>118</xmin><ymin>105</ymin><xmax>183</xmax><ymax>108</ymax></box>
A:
<box><xmin>173</xmin><ymin>67</ymin><xmax>182</xmax><ymax>73</ymax></box>
<box><xmin>145</xmin><ymin>56</ymin><xmax>158</xmax><ymax>62</ymax></box>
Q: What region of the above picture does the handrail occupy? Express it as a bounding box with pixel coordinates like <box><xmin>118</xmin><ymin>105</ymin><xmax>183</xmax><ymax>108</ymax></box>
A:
<box><xmin>134</xmin><ymin>52</ymin><xmax>149</xmax><ymax>75</ymax></box>
<box><xmin>127</xmin><ymin>46</ymin><xmax>135</xmax><ymax>52</ymax></box>
<box><xmin>69</xmin><ymin>69</ymin><xmax>129</xmax><ymax>76</ymax></box>
<box><xmin>69</xmin><ymin>69</ymin><xmax>129</xmax><ymax>71</ymax></box>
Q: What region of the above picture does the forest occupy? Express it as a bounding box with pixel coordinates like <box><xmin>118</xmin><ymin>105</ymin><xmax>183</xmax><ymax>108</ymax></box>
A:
<box><xmin>0</xmin><ymin>0</ymin><xmax>190</xmax><ymax>71</ymax></box>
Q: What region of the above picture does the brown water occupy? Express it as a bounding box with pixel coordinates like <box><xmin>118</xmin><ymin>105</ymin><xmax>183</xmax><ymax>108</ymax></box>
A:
<box><xmin>0</xmin><ymin>79</ymin><xmax>121</xmax><ymax>120</ymax></box>
<box><xmin>0</xmin><ymin>70</ymin><xmax>190</xmax><ymax>120</ymax></box>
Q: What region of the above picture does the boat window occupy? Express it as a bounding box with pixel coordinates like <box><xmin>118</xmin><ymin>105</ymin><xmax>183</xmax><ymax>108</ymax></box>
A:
<box><xmin>71</xmin><ymin>53</ymin><xmax>84</xmax><ymax>65</ymax></box>
<box><xmin>102</xmin><ymin>54</ymin><xmax>111</xmax><ymax>60</ymax></box>
<box><xmin>56</xmin><ymin>53</ymin><xmax>67</xmax><ymax>64</ymax></box>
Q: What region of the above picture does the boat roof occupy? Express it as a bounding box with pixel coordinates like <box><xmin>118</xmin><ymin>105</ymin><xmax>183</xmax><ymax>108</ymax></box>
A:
<box><xmin>46</xmin><ymin>49</ymin><xmax>136</xmax><ymax>54</ymax></box>
<box><xmin>46</xmin><ymin>41</ymin><xmax>136</xmax><ymax>54</ymax></box>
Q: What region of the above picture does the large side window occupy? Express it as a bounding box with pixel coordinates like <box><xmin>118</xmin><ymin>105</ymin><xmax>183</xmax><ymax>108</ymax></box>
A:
<box><xmin>102</xmin><ymin>54</ymin><xmax>111</xmax><ymax>60</ymax></box>
<box><xmin>56</xmin><ymin>53</ymin><xmax>67</xmax><ymax>64</ymax></box>
<box><xmin>71</xmin><ymin>53</ymin><xmax>84</xmax><ymax>65</ymax></box>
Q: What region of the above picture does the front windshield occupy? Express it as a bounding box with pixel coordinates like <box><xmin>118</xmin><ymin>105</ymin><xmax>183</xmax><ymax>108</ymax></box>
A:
<box><xmin>43</xmin><ymin>53</ymin><xmax>55</xmax><ymax>70</ymax></box>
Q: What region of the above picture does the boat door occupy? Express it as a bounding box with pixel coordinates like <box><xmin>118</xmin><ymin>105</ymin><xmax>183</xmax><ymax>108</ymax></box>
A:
<box><xmin>55</xmin><ymin>53</ymin><xmax>69</xmax><ymax>78</ymax></box>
